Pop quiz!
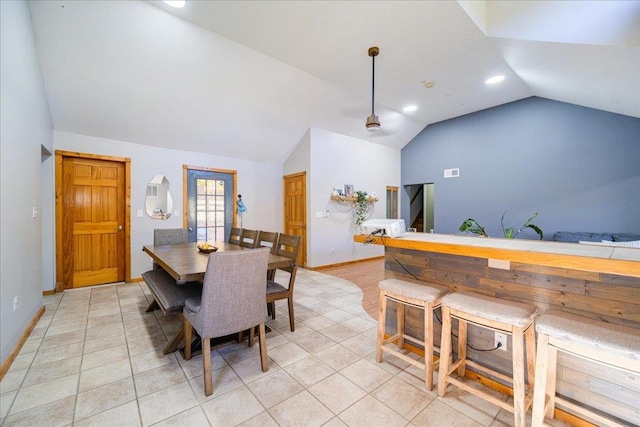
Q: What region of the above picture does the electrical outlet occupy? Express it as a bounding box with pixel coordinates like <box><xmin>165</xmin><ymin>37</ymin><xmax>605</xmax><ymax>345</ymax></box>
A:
<box><xmin>495</xmin><ymin>332</ymin><xmax>507</xmax><ymax>351</ymax></box>
<box><xmin>13</xmin><ymin>296</ymin><xmax>18</xmax><ymax>312</ymax></box>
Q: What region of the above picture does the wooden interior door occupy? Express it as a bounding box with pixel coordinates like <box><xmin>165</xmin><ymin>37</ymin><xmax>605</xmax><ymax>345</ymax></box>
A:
<box><xmin>283</xmin><ymin>172</ymin><xmax>306</xmax><ymax>266</ymax></box>
<box><xmin>56</xmin><ymin>152</ymin><xmax>130</xmax><ymax>289</ymax></box>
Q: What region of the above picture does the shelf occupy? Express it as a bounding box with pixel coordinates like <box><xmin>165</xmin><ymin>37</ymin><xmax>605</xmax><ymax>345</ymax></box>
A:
<box><xmin>330</xmin><ymin>195</ymin><xmax>378</xmax><ymax>203</ymax></box>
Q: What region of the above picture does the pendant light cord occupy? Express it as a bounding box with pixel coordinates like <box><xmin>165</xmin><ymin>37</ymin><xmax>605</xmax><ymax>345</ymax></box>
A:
<box><xmin>371</xmin><ymin>54</ymin><xmax>376</xmax><ymax>115</ymax></box>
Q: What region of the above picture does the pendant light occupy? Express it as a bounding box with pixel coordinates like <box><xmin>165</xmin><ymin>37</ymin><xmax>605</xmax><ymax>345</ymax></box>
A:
<box><xmin>366</xmin><ymin>46</ymin><xmax>381</xmax><ymax>132</ymax></box>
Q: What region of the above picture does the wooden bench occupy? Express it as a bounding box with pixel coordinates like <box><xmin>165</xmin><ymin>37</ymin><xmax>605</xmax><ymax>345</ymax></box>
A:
<box><xmin>142</xmin><ymin>269</ymin><xmax>202</xmax><ymax>316</ymax></box>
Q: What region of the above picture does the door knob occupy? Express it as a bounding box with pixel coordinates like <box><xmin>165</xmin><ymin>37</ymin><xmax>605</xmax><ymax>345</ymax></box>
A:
<box><xmin>188</xmin><ymin>227</ymin><xmax>193</xmax><ymax>232</ymax></box>
<box><xmin>117</xmin><ymin>225</ymin><xmax>123</xmax><ymax>231</ymax></box>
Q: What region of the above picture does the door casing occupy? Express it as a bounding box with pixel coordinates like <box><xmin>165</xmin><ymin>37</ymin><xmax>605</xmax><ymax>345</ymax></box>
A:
<box><xmin>55</xmin><ymin>150</ymin><xmax>131</xmax><ymax>291</ymax></box>
<box><xmin>182</xmin><ymin>165</ymin><xmax>237</xmax><ymax>241</ymax></box>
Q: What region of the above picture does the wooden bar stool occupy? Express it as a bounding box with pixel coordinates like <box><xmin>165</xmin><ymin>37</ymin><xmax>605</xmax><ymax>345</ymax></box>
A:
<box><xmin>532</xmin><ymin>310</ymin><xmax>640</xmax><ymax>427</ymax></box>
<box><xmin>438</xmin><ymin>291</ymin><xmax>536</xmax><ymax>427</ymax></box>
<box><xmin>376</xmin><ymin>278</ymin><xmax>450</xmax><ymax>390</ymax></box>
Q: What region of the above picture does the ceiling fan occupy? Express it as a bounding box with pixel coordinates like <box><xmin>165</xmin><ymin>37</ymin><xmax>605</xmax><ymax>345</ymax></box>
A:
<box><xmin>341</xmin><ymin>45</ymin><xmax>406</xmax><ymax>139</ymax></box>
<box><xmin>366</xmin><ymin>46</ymin><xmax>380</xmax><ymax>132</ymax></box>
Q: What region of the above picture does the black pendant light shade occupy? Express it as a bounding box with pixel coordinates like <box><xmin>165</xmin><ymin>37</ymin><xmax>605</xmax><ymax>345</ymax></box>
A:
<box><xmin>366</xmin><ymin>46</ymin><xmax>380</xmax><ymax>131</ymax></box>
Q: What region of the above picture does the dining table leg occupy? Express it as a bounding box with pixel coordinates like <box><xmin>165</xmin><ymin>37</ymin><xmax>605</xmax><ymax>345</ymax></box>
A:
<box><xmin>163</xmin><ymin>313</ymin><xmax>186</xmax><ymax>354</ymax></box>
<box><xmin>184</xmin><ymin>318</ymin><xmax>193</xmax><ymax>360</ymax></box>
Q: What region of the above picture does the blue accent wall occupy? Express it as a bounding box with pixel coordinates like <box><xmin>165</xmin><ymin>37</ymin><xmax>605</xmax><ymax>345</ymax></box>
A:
<box><xmin>401</xmin><ymin>97</ymin><xmax>640</xmax><ymax>239</ymax></box>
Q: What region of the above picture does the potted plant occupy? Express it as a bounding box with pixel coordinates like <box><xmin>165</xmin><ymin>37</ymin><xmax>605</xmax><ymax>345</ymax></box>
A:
<box><xmin>354</xmin><ymin>190</ymin><xmax>370</xmax><ymax>229</ymax></box>
<box><xmin>459</xmin><ymin>211</ymin><xmax>543</xmax><ymax>239</ymax></box>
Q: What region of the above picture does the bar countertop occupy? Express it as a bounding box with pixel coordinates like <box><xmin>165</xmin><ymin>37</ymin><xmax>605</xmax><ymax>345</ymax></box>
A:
<box><xmin>354</xmin><ymin>232</ymin><xmax>640</xmax><ymax>278</ymax></box>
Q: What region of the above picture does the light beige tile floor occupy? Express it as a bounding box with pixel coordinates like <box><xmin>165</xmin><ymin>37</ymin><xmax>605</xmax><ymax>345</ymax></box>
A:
<box><xmin>1</xmin><ymin>268</ymin><xmax>563</xmax><ymax>427</ymax></box>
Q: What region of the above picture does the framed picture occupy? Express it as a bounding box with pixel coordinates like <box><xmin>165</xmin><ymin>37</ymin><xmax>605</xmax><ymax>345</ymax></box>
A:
<box><xmin>344</xmin><ymin>184</ymin><xmax>354</xmax><ymax>198</ymax></box>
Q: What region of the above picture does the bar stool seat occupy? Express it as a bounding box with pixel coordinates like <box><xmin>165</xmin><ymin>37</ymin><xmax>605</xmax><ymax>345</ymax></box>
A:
<box><xmin>532</xmin><ymin>310</ymin><xmax>640</xmax><ymax>427</ymax></box>
<box><xmin>376</xmin><ymin>279</ymin><xmax>450</xmax><ymax>390</ymax></box>
<box><xmin>438</xmin><ymin>291</ymin><xmax>537</xmax><ymax>427</ymax></box>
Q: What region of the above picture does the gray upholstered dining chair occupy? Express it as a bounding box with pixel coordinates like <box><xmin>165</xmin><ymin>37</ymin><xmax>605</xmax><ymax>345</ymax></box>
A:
<box><xmin>153</xmin><ymin>228</ymin><xmax>189</xmax><ymax>269</ymax></box>
<box><xmin>266</xmin><ymin>234</ymin><xmax>301</xmax><ymax>332</ymax></box>
<box><xmin>146</xmin><ymin>228</ymin><xmax>192</xmax><ymax>313</ymax></box>
<box><xmin>239</xmin><ymin>228</ymin><xmax>260</xmax><ymax>248</ymax></box>
<box><xmin>154</xmin><ymin>228</ymin><xmax>189</xmax><ymax>245</ymax></box>
<box><xmin>182</xmin><ymin>248</ymin><xmax>271</xmax><ymax>396</ymax></box>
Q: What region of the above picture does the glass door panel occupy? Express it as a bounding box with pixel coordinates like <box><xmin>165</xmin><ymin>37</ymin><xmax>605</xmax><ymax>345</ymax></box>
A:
<box><xmin>186</xmin><ymin>169</ymin><xmax>234</xmax><ymax>243</ymax></box>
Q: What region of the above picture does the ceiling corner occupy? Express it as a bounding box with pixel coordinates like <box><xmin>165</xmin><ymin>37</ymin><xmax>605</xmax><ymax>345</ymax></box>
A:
<box><xmin>457</xmin><ymin>0</ymin><xmax>488</xmax><ymax>35</ymax></box>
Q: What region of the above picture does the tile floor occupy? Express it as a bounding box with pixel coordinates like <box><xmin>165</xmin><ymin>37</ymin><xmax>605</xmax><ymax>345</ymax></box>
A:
<box><xmin>1</xmin><ymin>268</ymin><xmax>562</xmax><ymax>426</ymax></box>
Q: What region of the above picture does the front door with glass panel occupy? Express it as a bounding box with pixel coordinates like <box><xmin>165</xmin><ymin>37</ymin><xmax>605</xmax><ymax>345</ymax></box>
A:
<box><xmin>186</xmin><ymin>169</ymin><xmax>234</xmax><ymax>243</ymax></box>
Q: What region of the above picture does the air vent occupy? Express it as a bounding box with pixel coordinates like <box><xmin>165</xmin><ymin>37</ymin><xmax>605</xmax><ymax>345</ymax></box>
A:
<box><xmin>444</xmin><ymin>168</ymin><xmax>460</xmax><ymax>178</ymax></box>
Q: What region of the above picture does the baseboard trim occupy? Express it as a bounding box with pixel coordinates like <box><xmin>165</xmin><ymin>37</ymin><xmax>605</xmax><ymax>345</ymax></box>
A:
<box><xmin>383</xmin><ymin>334</ymin><xmax>596</xmax><ymax>427</ymax></box>
<box><xmin>44</xmin><ymin>279</ymin><xmax>143</xmax><ymax>297</ymax></box>
<box><xmin>0</xmin><ymin>306</ymin><xmax>45</xmax><ymax>381</ymax></box>
<box><xmin>308</xmin><ymin>256</ymin><xmax>385</xmax><ymax>271</ymax></box>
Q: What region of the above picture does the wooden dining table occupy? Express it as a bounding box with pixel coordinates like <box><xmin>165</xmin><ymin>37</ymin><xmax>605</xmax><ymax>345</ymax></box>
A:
<box><xmin>142</xmin><ymin>241</ymin><xmax>293</xmax><ymax>355</ymax></box>
<box><xmin>143</xmin><ymin>241</ymin><xmax>292</xmax><ymax>284</ymax></box>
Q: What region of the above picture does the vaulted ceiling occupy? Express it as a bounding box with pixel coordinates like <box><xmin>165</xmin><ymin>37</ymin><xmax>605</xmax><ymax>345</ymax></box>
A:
<box><xmin>29</xmin><ymin>1</ymin><xmax>639</xmax><ymax>163</ymax></box>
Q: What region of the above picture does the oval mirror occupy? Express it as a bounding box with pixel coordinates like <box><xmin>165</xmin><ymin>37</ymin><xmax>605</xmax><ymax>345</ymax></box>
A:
<box><xmin>145</xmin><ymin>174</ymin><xmax>173</xmax><ymax>220</ymax></box>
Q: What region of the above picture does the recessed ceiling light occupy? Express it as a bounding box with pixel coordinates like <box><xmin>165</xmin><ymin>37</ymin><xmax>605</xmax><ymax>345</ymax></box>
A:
<box><xmin>485</xmin><ymin>75</ymin><xmax>505</xmax><ymax>85</ymax></box>
<box><xmin>403</xmin><ymin>105</ymin><xmax>417</xmax><ymax>113</ymax></box>
<box><xmin>163</xmin><ymin>0</ymin><xmax>185</xmax><ymax>8</ymax></box>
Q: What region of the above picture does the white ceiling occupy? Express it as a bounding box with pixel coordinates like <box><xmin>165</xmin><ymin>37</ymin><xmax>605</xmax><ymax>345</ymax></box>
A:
<box><xmin>28</xmin><ymin>1</ymin><xmax>640</xmax><ymax>163</ymax></box>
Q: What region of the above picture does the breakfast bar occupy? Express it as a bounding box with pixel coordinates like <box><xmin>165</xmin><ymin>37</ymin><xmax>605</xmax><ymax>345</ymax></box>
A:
<box><xmin>356</xmin><ymin>232</ymin><xmax>640</xmax><ymax>425</ymax></box>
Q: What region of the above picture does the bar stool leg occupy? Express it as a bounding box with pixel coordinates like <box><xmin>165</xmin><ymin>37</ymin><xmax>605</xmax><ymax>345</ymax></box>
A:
<box><xmin>376</xmin><ymin>290</ymin><xmax>388</xmax><ymax>363</ymax></box>
<box><xmin>457</xmin><ymin>319</ymin><xmax>468</xmax><ymax>377</ymax></box>
<box><xmin>525</xmin><ymin>324</ymin><xmax>536</xmax><ymax>392</ymax></box>
<box><xmin>424</xmin><ymin>303</ymin><xmax>434</xmax><ymax>390</ymax></box>
<box><xmin>546</xmin><ymin>345</ymin><xmax>559</xmax><ymax>419</ymax></box>
<box><xmin>397</xmin><ymin>300</ymin><xmax>405</xmax><ymax>349</ymax></box>
<box><xmin>512</xmin><ymin>326</ymin><xmax>526</xmax><ymax>427</ymax></box>
<box><xmin>438</xmin><ymin>306</ymin><xmax>453</xmax><ymax>396</ymax></box>
<box><xmin>532</xmin><ymin>333</ymin><xmax>549</xmax><ymax>426</ymax></box>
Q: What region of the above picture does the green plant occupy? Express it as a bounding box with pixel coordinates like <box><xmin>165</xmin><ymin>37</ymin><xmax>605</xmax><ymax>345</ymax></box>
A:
<box><xmin>354</xmin><ymin>190</ymin><xmax>370</xmax><ymax>227</ymax></box>
<box><xmin>458</xmin><ymin>211</ymin><xmax>543</xmax><ymax>239</ymax></box>
<box><xmin>458</xmin><ymin>218</ymin><xmax>488</xmax><ymax>237</ymax></box>
<box><xmin>501</xmin><ymin>211</ymin><xmax>543</xmax><ymax>239</ymax></box>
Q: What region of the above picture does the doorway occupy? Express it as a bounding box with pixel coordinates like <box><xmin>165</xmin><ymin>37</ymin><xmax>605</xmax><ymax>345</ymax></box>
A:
<box><xmin>283</xmin><ymin>172</ymin><xmax>306</xmax><ymax>266</ymax></box>
<box><xmin>406</xmin><ymin>183</ymin><xmax>434</xmax><ymax>232</ymax></box>
<box><xmin>55</xmin><ymin>151</ymin><xmax>131</xmax><ymax>290</ymax></box>
<box><xmin>183</xmin><ymin>166</ymin><xmax>236</xmax><ymax>243</ymax></box>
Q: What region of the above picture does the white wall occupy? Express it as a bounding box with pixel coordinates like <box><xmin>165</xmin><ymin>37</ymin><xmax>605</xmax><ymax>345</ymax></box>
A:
<box><xmin>1</xmin><ymin>1</ymin><xmax>53</xmax><ymax>362</ymax></box>
<box><xmin>41</xmin><ymin>149</ymin><xmax>55</xmax><ymax>292</ymax></box>
<box><xmin>283</xmin><ymin>129</ymin><xmax>310</xmax><ymax>177</ymax></box>
<box><xmin>52</xmin><ymin>131</ymin><xmax>283</xmax><ymax>280</ymax></box>
<box><xmin>307</xmin><ymin>128</ymin><xmax>401</xmax><ymax>267</ymax></box>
